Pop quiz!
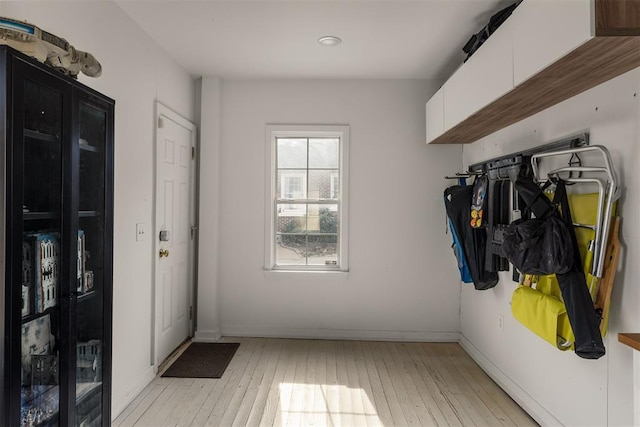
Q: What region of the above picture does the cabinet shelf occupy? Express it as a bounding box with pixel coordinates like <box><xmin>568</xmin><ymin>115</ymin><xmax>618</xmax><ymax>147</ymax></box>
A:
<box><xmin>79</xmin><ymin>143</ymin><xmax>100</xmax><ymax>153</ymax></box>
<box><xmin>77</xmin><ymin>290</ymin><xmax>96</xmax><ymax>303</ymax></box>
<box><xmin>79</xmin><ymin>210</ymin><xmax>98</xmax><ymax>218</ymax></box>
<box><xmin>22</xmin><ymin>306</ymin><xmax>58</xmax><ymax>324</ymax></box>
<box><xmin>23</xmin><ymin>211</ymin><xmax>59</xmax><ymax>221</ymax></box>
<box><xmin>24</xmin><ymin>129</ymin><xmax>60</xmax><ymax>143</ymax></box>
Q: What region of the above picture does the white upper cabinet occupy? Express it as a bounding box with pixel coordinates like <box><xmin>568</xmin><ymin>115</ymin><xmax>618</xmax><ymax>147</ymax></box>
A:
<box><xmin>442</xmin><ymin>9</ymin><xmax>514</xmax><ymax>132</ymax></box>
<box><xmin>444</xmin><ymin>21</ymin><xmax>513</xmax><ymax>131</ymax></box>
<box><xmin>443</xmin><ymin>60</ymin><xmax>474</xmax><ymax>131</ymax></box>
<box><xmin>467</xmin><ymin>15</ymin><xmax>514</xmax><ymax>114</ymax></box>
<box><xmin>513</xmin><ymin>0</ymin><xmax>593</xmax><ymax>86</ymax></box>
<box><xmin>425</xmin><ymin>0</ymin><xmax>640</xmax><ymax>145</ymax></box>
<box><xmin>425</xmin><ymin>85</ymin><xmax>444</xmax><ymax>144</ymax></box>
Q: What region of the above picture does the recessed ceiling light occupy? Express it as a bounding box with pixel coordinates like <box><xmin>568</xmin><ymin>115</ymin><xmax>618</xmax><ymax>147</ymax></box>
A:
<box><xmin>318</xmin><ymin>36</ymin><xmax>342</xmax><ymax>47</ymax></box>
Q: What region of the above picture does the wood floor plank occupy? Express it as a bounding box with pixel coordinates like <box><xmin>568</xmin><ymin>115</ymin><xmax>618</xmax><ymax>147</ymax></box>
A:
<box><xmin>358</xmin><ymin>342</ymin><xmax>395</xmax><ymax>427</ymax></box>
<box><xmin>259</xmin><ymin>339</ymin><xmax>296</xmax><ymax>427</ymax></box>
<box><xmin>162</xmin><ymin>378</ymin><xmax>210</xmax><ymax>426</ymax></box>
<box><xmin>136</xmin><ymin>383</ymin><xmax>184</xmax><ymax>426</ymax></box>
<box><xmin>418</xmin><ymin>343</ymin><xmax>480</xmax><ymax>426</ymax></box>
<box><xmin>312</xmin><ymin>339</ymin><xmax>329</xmax><ymax>427</ymax></box>
<box><xmin>367</xmin><ymin>342</ymin><xmax>409</xmax><ymax>426</ymax></box>
<box><xmin>301</xmin><ymin>339</ymin><xmax>320</xmax><ymax>426</ymax></box>
<box><xmin>243</xmin><ymin>339</ymin><xmax>285</xmax><ymax>427</ymax></box>
<box><xmin>391</xmin><ymin>342</ymin><xmax>449</xmax><ymax>426</ymax></box>
<box><xmin>114</xmin><ymin>338</ymin><xmax>538</xmax><ymax>427</ymax></box>
<box><xmin>116</xmin><ymin>384</ymin><xmax>167</xmax><ymax>427</ymax></box>
<box><xmin>324</xmin><ymin>340</ymin><xmax>341</xmax><ymax>427</ymax></box>
<box><xmin>112</xmin><ymin>381</ymin><xmax>161</xmax><ymax>426</ymax></box>
<box><xmin>376</xmin><ymin>341</ymin><xmax>426</xmax><ymax>426</ymax></box>
<box><xmin>432</xmin><ymin>343</ymin><xmax>512</xmax><ymax>427</ymax></box>
<box><xmin>230</xmin><ymin>339</ymin><xmax>281</xmax><ymax>427</ymax></box>
<box><xmin>403</xmin><ymin>342</ymin><xmax>465</xmax><ymax>426</ymax></box>
<box><xmin>286</xmin><ymin>339</ymin><xmax>311</xmax><ymax>427</ymax></box>
<box><xmin>448</xmin><ymin>344</ymin><xmax>537</xmax><ymax>426</ymax></box>
<box><xmin>213</xmin><ymin>338</ymin><xmax>270</xmax><ymax>426</ymax></box>
<box><xmin>192</xmin><ymin>338</ymin><xmax>259</xmax><ymax>426</ymax></box>
<box><xmin>343</xmin><ymin>341</ymin><xmax>367</xmax><ymax>425</ymax></box>
<box><xmin>351</xmin><ymin>342</ymin><xmax>383</xmax><ymax>427</ymax></box>
<box><xmin>335</xmin><ymin>340</ymin><xmax>355</xmax><ymax>426</ymax></box>
<box><xmin>272</xmin><ymin>339</ymin><xmax>303</xmax><ymax>427</ymax></box>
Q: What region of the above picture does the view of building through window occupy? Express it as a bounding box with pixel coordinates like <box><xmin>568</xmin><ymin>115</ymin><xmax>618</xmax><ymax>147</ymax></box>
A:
<box><xmin>275</xmin><ymin>137</ymin><xmax>340</xmax><ymax>267</ymax></box>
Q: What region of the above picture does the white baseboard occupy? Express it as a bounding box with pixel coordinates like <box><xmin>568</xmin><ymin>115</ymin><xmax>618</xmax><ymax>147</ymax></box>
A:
<box><xmin>111</xmin><ymin>365</ymin><xmax>156</xmax><ymax>421</ymax></box>
<box><xmin>459</xmin><ymin>334</ymin><xmax>562</xmax><ymax>426</ymax></box>
<box><xmin>194</xmin><ymin>328</ymin><xmax>222</xmax><ymax>342</ymax></box>
<box><xmin>221</xmin><ymin>325</ymin><xmax>460</xmax><ymax>342</ymax></box>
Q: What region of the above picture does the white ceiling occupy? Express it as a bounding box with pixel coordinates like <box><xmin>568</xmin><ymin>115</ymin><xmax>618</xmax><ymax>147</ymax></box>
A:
<box><xmin>116</xmin><ymin>0</ymin><xmax>510</xmax><ymax>80</ymax></box>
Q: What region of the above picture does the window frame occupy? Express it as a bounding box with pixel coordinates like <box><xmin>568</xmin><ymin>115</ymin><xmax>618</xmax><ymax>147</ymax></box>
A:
<box><xmin>264</xmin><ymin>124</ymin><xmax>349</xmax><ymax>272</ymax></box>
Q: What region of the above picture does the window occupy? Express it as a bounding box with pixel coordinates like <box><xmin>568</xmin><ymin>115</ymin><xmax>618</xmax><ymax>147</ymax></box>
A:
<box><xmin>265</xmin><ymin>125</ymin><xmax>349</xmax><ymax>271</ymax></box>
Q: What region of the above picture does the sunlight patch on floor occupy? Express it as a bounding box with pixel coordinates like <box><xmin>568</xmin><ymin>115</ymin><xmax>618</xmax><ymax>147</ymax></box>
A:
<box><xmin>279</xmin><ymin>382</ymin><xmax>382</xmax><ymax>426</ymax></box>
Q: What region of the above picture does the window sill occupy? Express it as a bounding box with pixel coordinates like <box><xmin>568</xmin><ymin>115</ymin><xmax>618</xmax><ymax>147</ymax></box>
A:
<box><xmin>263</xmin><ymin>269</ymin><xmax>349</xmax><ymax>280</ymax></box>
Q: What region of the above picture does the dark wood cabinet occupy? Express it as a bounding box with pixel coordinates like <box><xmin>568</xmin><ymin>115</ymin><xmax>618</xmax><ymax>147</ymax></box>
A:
<box><xmin>0</xmin><ymin>45</ymin><xmax>114</xmax><ymax>426</ymax></box>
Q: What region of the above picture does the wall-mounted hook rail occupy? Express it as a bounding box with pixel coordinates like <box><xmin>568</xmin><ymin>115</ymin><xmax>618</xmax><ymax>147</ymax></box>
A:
<box><xmin>467</xmin><ymin>133</ymin><xmax>588</xmax><ymax>175</ymax></box>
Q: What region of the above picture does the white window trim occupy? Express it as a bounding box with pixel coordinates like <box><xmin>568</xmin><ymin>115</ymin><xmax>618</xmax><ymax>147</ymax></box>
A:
<box><xmin>264</xmin><ymin>124</ymin><xmax>349</xmax><ymax>272</ymax></box>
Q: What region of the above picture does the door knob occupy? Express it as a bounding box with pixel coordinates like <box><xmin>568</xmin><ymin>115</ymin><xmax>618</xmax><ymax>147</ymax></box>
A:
<box><xmin>159</xmin><ymin>248</ymin><xmax>170</xmax><ymax>258</ymax></box>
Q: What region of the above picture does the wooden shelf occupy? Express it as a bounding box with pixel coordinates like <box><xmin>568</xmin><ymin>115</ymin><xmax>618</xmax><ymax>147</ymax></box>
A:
<box><xmin>618</xmin><ymin>333</ymin><xmax>640</xmax><ymax>352</ymax></box>
<box><xmin>429</xmin><ymin>36</ymin><xmax>640</xmax><ymax>145</ymax></box>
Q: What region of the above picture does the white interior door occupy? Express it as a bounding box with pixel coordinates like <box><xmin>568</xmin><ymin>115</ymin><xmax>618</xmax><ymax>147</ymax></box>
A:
<box><xmin>154</xmin><ymin>102</ymin><xmax>197</xmax><ymax>365</ymax></box>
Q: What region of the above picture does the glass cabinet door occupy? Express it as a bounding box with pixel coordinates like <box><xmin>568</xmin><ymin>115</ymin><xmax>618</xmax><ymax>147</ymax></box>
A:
<box><xmin>20</xmin><ymin>78</ymin><xmax>63</xmax><ymax>427</ymax></box>
<box><xmin>74</xmin><ymin>100</ymin><xmax>107</xmax><ymax>426</ymax></box>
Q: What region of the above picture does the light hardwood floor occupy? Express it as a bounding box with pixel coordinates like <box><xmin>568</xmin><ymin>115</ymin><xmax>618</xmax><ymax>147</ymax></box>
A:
<box><xmin>113</xmin><ymin>337</ymin><xmax>538</xmax><ymax>427</ymax></box>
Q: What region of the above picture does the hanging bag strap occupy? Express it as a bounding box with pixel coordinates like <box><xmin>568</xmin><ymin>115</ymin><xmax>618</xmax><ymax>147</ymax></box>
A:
<box><xmin>552</xmin><ymin>178</ymin><xmax>606</xmax><ymax>359</ymax></box>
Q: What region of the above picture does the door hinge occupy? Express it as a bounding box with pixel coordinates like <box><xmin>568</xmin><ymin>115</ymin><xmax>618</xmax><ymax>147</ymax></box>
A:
<box><xmin>190</xmin><ymin>306</ymin><xmax>193</xmax><ymax>320</ymax></box>
<box><xmin>191</xmin><ymin>225</ymin><xmax>198</xmax><ymax>239</ymax></box>
<box><xmin>192</xmin><ymin>146</ymin><xmax>195</xmax><ymax>160</ymax></box>
<box><xmin>158</xmin><ymin>117</ymin><xmax>164</xmax><ymax>128</ymax></box>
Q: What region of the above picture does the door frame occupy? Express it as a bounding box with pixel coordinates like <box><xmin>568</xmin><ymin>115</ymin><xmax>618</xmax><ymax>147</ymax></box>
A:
<box><xmin>152</xmin><ymin>101</ymin><xmax>198</xmax><ymax>368</ymax></box>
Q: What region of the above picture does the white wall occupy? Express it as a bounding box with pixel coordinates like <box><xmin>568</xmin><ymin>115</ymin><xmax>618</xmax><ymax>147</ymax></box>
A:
<box><xmin>197</xmin><ymin>79</ymin><xmax>463</xmax><ymax>341</ymax></box>
<box><xmin>0</xmin><ymin>1</ymin><xmax>196</xmax><ymax>419</ymax></box>
<box><xmin>460</xmin><ymin>68</ymin><xmax>640</xmax><ymax>426</ymax></box>
<box><xmin>196</xmin><ymin>77</ymin><xmax>223</xmax><ymax>341</ymax></box>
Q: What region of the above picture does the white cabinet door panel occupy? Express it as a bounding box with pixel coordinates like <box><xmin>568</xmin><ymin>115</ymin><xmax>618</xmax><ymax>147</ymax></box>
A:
<box><xmin>443</xmin><ymin>15</ymin><xmax>514</xmax><ymax>133</ymax></box>
<box><xmin>466</xmin><ymin>16</ymin><xmax>514</xmax><ymax>115</ymax></box>
<box><xmin>425</xmin><ymin>86</ymin><xmax>444</xmax><ymax>144</ymax></box>
<box><xmin>444</xmin><ymin>62</ymin><xmax>474</xmax><ymax>130</ymax></box>
<box><xmin>513</xmin><ymin>0</ymin><xmax>592</xmax><ymax>86</ymax></box>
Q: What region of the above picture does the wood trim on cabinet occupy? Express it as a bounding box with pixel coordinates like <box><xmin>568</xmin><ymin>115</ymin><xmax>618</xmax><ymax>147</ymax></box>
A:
<box><xmin>595</xmin><ymin>0</ymin><xmax>640</xmax><ymax>36</ymax></box>
<box><xmin>619</xmin><ymin>333</ymin><xmax>640</xmax><ymax>352</ymax></box>
<box><xmin>429</xmin><ymin>36</ymin><xmax>640</xmax><ymax>144</ymax></box>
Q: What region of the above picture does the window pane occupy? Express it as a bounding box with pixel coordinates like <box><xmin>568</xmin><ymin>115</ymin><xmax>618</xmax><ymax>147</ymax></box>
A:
<box><xmin>277</xmin><ymin>171</ymin><xmax>307</xmax><ymax>199</ymax></box>
<box><xmin>309</xmin><ymin>138</ymin><xmax>338</xmax><ymax>169</ymax></box>
<box><xmin>276</xmin><ymin>235</ymin><xmax>306</xmax><ymax>265</ymax></box>
<box><xmin>307</xmin><ymin>235</ymin><xmax>338</xmax><ymax>266</ymax></box>
<box><xmin>308</xmin><ymin>170</ymin><xmax>338</xmax><ymax>200</ymax></box>
<box><xmin>307</xmin><ymin>204</ymin><xmax>339</xmax><ymax>234</ymax></box>
<box><xmin>276</xmin><ymin>205</ymin><xmax>307</xmax><ymax>233</ymax></box>
<box><xmin>277</xmin><ymin>138</ymin><xmax>307</xmax><ymax>169</ymax></box>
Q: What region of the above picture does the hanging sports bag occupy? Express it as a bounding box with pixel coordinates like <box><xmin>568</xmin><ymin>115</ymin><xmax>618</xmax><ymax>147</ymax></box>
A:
<box><xmin>502</xmin><ymin>184</ymin><xmax>574</xmax><ymax>275</ymax></box>
<box><xmin>508</xmin><ymin>177</ymin><xmax>605</xmax><ymax>359</ymax></box>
